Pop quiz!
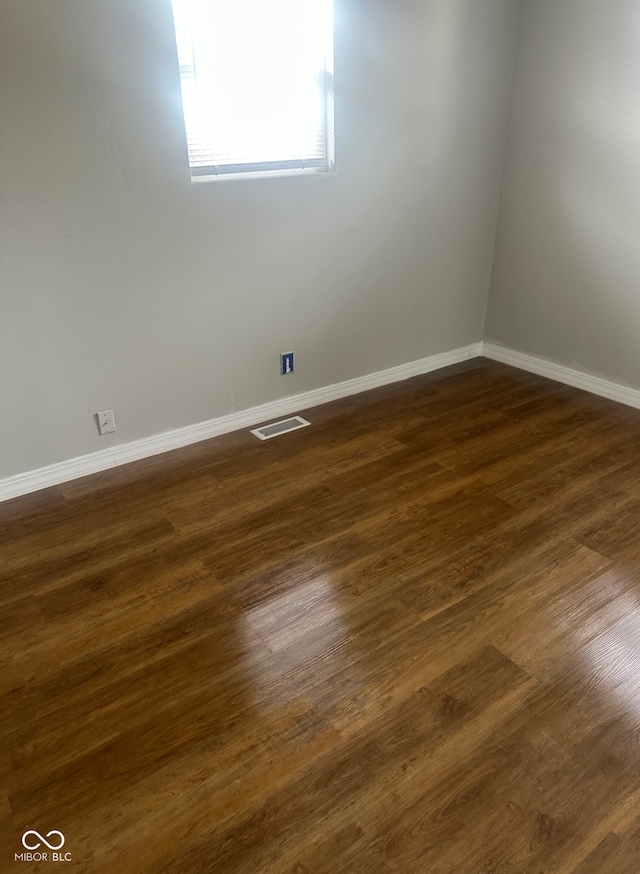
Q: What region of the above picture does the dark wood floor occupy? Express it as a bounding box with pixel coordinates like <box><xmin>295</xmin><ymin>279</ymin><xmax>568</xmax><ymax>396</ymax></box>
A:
<box><xmin>3</xmin><ymin>359</ymin><xmax>640</xmax><ymax>872</ymax></box>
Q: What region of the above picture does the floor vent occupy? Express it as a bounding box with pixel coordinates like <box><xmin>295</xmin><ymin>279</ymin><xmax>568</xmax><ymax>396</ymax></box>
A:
<box><xmin>251</xmin><ymin>415</ymin><xmax>311</xmax><ymax>441</ymax></box>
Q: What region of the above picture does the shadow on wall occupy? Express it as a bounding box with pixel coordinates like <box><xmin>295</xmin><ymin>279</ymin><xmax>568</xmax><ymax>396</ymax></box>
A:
<box><xmin>488</xmin><ymin>0</ymin><xmax>640</xmax><ymax>387</ymax></box>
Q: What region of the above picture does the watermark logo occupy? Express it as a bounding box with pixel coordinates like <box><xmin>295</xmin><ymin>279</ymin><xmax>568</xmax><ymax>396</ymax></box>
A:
<box><xmin>15</xmin><ymin>830</ymin><xmax>71</xmax><ymax>863</ymax></box>
<box><xmin>22</xmin><ymin>831</ymin><xmax>65</xmax><ymax>851</ymax></box>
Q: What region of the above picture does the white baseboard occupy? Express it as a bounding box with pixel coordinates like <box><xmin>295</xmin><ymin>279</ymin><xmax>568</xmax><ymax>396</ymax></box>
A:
<box><xmin>482</xmin><ymin>342</ymin><xmax>640</xmax><ymax>410</ymax></box>
<box><xmin>0</xmin><ymin>343</ymin><xmax>483</xmax><ymax>503</ymax></box>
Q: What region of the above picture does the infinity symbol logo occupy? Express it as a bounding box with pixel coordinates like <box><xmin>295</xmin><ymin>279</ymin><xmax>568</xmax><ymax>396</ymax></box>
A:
<box><xmin>21</xmin><ymin>830</ymin><xmax>65</xmax><ymax>851</ymax></box>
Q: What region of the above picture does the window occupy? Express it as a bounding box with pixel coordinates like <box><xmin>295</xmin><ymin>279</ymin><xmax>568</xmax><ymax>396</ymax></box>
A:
<box><xmin>171</xmin><ymin>0</ymin><xmax>335</xmax><ymax>181</ymax></box>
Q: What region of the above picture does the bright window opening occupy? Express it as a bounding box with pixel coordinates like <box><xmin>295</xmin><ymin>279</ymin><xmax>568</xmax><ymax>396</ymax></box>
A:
<box><xmin>171</xmin><ymin>0</ymin><xmax>335</xmax><ymax>180</ymax></box>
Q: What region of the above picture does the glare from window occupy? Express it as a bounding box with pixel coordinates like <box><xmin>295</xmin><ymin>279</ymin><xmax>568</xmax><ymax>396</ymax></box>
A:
<box><xmin>171</xmin><ymin>0</ymin><xmax>334</xmax><ymax>179</ymax></box>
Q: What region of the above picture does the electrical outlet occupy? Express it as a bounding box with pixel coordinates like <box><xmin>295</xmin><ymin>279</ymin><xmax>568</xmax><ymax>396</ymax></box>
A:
<box><xmin>281</xmin><ymin>352</ymin><xmax>294</xmax><ymax>375</ymax></box>
<box><xmin>96</xmin><ymin>409</ymin><xmax>116</xmax><ymax>435</ymax></box>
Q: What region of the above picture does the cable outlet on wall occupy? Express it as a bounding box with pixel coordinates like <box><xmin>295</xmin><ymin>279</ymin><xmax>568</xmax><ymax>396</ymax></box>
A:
<box><xmin>96</xmin><ymin>409</ymin><xmax>117</xmax><ymax>435</ymax></box>
<box><xmin>281</xmin><ymin>352</ymin><xmax>294</xmax><ymax>375</ymax></box>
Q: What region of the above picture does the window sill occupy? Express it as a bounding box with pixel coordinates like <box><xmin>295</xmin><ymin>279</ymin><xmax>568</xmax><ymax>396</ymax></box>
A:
<box><xmin>191</xmin><ymin>166</ymin><xmax>335</xmax><ymax>183</ymax></box>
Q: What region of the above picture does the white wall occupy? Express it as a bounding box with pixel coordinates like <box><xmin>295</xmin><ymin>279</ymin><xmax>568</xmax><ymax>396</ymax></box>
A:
<box><xmin>486</xmin><ymin>0</ymin><xmax>640</xmax><ymax>387</ymax></box>
<box><xmin>0</xmin><ymin>0</ymin><xmax>519</xmax><ymax>480</ymax></box>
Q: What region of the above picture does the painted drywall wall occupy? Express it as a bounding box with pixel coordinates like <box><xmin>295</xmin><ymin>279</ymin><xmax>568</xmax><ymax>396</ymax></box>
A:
<box><xmin>0</xmin><ymin>0</ymin><xmax>519</xmax><ymax>479</ymax></box>
<box><xmin>486</xmin><ymin>0</ymin><xmax>640</xmax><ymax>387</ymax></box>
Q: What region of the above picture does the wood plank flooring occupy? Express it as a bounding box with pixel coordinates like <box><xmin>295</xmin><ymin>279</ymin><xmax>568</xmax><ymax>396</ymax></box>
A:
<box><xmin>3</xmin><ymin>358</ymin><xmax>640</xmax><ymax>872</ymax></box>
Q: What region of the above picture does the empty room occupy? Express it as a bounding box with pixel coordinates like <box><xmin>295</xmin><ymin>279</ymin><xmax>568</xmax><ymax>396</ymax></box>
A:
<box><xmin>3</xmin><ymin>0</ymin><xmax>640</xmax><ymax>870</ymax></box>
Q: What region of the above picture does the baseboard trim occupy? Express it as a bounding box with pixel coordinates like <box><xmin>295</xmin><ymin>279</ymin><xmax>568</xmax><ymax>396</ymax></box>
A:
<box><xmin>482</xmin><ymin>342</ymin><xmax>640</xmax><ymax>410</ymax></box>
<box><xmin>0</xmin><ymin>343</ymin><xmax>483</xmax><ymax>503</ymax></box>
